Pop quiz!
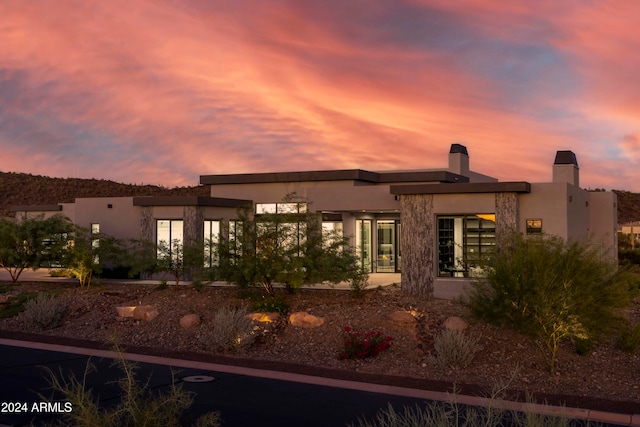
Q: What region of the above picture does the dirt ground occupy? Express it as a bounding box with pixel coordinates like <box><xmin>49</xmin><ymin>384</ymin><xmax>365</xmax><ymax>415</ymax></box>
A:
<box><xmin>1</xmin><ymin>280</ymin><xmax>639</xmax><ymax>415</ymax></box>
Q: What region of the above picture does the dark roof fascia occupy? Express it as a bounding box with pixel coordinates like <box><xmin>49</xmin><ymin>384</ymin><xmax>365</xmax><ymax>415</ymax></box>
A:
<box><xmin>378</xmin><ymin>171</ymin><xmax>469</xmax><ymax>184</ymax></box>
<box><xmin>200</xmin><ymin>169</ymin><xmax>380</xmax><ymax>185</ymax></box>
<box><xmin>11</xmin><ymin>205</ymin><xmax>62</xmax><ymax>212</ymax></box>
<box><xmin>390</xmin><ymin>181</ymin><xmax>531</xmax><ymax>195</ymax></box>
<box><xmin>133</xmin><ymin>196</ymin><xmax>252</xmax><ymax>208</ymax></box>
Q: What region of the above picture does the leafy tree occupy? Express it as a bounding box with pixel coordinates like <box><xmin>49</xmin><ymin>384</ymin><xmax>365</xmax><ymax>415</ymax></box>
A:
<box><xmin>467</xmin><ymin>231</ymin><xmax>635</xmax><ymax>374</ymax></box>
<box><xmin>208</xmin><ymin>199</ymin><xmax>367</xmax><ymax>296</ymax></box>
<box><xmin>0</xmin><ymin>215</ymin><xmax>72</xmax><ymax>283</ymax></box>
<box><xmin>127</xmin><ymin>238</ymin><xmax>204</xmax><ymax>287</ymax></box>
<box><xmin>61</xmin><ymin>226</ymin><xmax>125</xmax><ymax>288</ymax></box>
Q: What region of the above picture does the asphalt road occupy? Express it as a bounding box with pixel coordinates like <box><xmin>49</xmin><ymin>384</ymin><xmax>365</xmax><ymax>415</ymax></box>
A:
<box><xmin>0</xmin><ymin>343</ymin><xmax>427</xmax><ymax>426</ymax></box>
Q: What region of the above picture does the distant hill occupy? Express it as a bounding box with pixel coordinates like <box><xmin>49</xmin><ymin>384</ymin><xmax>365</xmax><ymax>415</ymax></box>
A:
<box><xmin>0</xmin><ymin>171</ymin><xmax>209</xmax><ymax>218</ymax></box>
<box><xmin>614</xmin><ymin>190</ymin><xmax>640</xmax><ymax>224</ymax></box>
<box><xmin>1</xmin><ymin>171</ymin><xmax>639</xmax><ymax>224</ymax></box>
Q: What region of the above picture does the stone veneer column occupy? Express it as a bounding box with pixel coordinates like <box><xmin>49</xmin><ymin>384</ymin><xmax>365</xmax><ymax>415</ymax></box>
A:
<box><xmin>140</xmin><ymin>207</ymin><xmax>153</xmax><ymax>241</ymax></box>
<box><xmin>400</xmin><ymin>194</ymin><xmax>434</xmax><ymax>297</ymax></box>
<box><xmin>495</xmin><ymin>192</ymin><xmax>519</xmax><ymax>241</ymax></box>
<box><xmin>183</xmin><ymin>206</ymin><xmax>203</xmax><ymax>246</ymax></box>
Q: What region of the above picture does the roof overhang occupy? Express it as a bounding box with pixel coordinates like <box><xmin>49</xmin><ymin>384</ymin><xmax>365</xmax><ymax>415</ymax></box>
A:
<box><xmin>11</xmin><ymin>205</ymin><xmax>63</xmax><ymax>212</ymax></box>
<box><xmin>390</xmin><ymin>181</ymin><xmax>531</xmax><ymax>195</ymax></box>
<box><xmin>133</xmin><ymin>196</ymin><xmax>252</xmax><ymax>208</ymax></box>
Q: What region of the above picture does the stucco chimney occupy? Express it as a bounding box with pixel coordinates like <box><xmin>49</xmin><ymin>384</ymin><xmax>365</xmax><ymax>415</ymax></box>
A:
<box><xmin>449</xmin><ymin>143</ymin><xmax>469</xmax><ymax>176</ymax></box>
<box><xmin>553</xmin><ymin>150</ymin><xmax>579</xmax><ymax>187</ymax></box>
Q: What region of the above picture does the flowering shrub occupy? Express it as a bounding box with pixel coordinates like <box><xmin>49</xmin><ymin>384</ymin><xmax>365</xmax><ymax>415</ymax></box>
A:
<box><xmin>340</xmin><ymin>326</ymin><xmax>392</xmax><ymax>359</ymax></box>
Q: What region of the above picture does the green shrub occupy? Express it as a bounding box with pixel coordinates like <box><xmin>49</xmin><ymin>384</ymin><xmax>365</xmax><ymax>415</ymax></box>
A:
<box><xmin>200</xmin><ymin>306</ymin><xmax>256</xmax><ymax>353</ymax></box>
<box><xmin>251</xmin><ymin>296</ymin><xmax>289</xmax><ymax>315</ymax></box>
<box><xmin>0</xmin><ymin>291</ymin><xmax>39</xmax><ymax>319</ymax></box>
<box><xmin>467</xmin><ymin>232</ymin><xmax>634</xmax><ymax>374</ymax></box>
<box><xmin>620</xmin><ymin>323</ymin><xmax>640</xmax><ymax>352</ymax></box>
<box><xmin>18</xmin><ymin>292</ymin><xmax>67</xmax><ymax>330</ymax></box>
<box><xmin>573</xmin><ymin>337</ymin><xmax>594</xmax><ymax>356</ymax></box>
<box><xmin>432</xmin><ymin>329</ymin><xmax>480</xmax><ymax>369</ymax></box>
<box><xmin>191</xmin><ymin>279</ymin><xmax>206</xmax><ymax>292</ymax></box>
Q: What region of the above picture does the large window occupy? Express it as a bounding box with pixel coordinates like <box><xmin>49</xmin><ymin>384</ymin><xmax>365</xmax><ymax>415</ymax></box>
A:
<box><xmin>356</xmin><ymin>220</ymin><xmax>372</xmax><ymax>273</ymax></box>
<box><xmin>437</xmin><ymin>214</ymin><xmax>495</xmax><ymax>278</ymax></box>
<box><xmin>156</xmin><ymin>219</ymin><xmax>183</xmax><ymax>260</ymax></box>
<box><xmin>204</xmin><ymin>220</ymin><xmax>221</xmax><ymax>267</ymax></box>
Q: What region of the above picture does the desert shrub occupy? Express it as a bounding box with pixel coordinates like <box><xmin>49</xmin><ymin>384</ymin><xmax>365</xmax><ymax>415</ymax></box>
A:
<box><xmin>191</xmin><ymin>278</ymin><xmax>206</xmax><ymax>292</ymax></box>
<box><xmin>18</xmin><ymin>292</ymin><xmax>67</xmax><ymax>330</ymax></box>
<box><xmin>0</xmin><ymin>291</ymin><xmax>38</xmax><ymax>318</ymax></box>
<box><xmin>350</xmin><ymin>400</ymin><xmax>600</xmax><ymax>427</ymax></box>
<box><xmin>433</xmin><ymin>329</ymin><xmax>481</xmax><ymax>369</ymax></box>
<box><xmin>619</xmin><ymin>323</ymin><xmax>640</xmax><ymax>352</ymax></box>
<box><xmin>49</xmin><ymin>268</ymin><xmax>72</xmax><ymax>277</ymax></box>
<box><xmin>42</xmin><ymin>350</ymin><xmax>221</xmax><ymax>427</ymax></box>
<box><xmin>251</xmin><ymin>296</ymin><xmax>289</xmax><ymax>315</ymax></box>
<box><xmin>200</xmin><ymin>306</ymin><xmax>256</xmax><ymax>352</ymax></box>
<box><xmin>573</xmin><ymin>337</ymin><xmax>595</xmax><ymax>356</ymax></box>
<box><xmin>340</xmin><ymin>326</ymin><xmax>392</xmax><ymax>359</ymax></box>
<box><xmin>468</xmin><ymin>232</ymin><xmax>634</xmax><ymax>374</ymax></box>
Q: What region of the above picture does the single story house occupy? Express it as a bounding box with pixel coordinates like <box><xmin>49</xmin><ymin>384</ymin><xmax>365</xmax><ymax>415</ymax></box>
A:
<box><xmin>13</xmin><ymin>144</ymin><xmax>617</xmax><ymax>298</ymax></box>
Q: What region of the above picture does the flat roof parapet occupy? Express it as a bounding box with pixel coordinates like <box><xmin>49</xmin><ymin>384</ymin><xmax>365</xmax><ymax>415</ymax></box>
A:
<box><xmin>133</xmin><ymin>196</ymin><xmax>252</xmax><ymax>208</ymax></box>
<box><xmin>11</xmin><ymin>204</ymin><xmax>63</xmax><ymax>212</ymax></box>
<box><xmin>200</xmin><ymin>169</ymin><xmax>467</xmax><ymax>186</ymax></box>
<box><xmin>390</xmin><ymin>181</ymin><xmax>531</xmax><ymax>195</ymax></box>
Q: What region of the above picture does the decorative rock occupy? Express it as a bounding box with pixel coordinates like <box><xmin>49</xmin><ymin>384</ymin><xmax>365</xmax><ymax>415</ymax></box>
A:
<box><xmin>248</xmin><ymin>312</ymin><xmax>280</xmax><ymax>323</ymax></box>
<box><xmin>132</xmin><ymin>305</ymin><xmax>159</xmax><ymax>321</ymax></box>
<box><xmin>115</xmin><ymin>306</ymin><xmax>136</xmax><ymax>318</ymax></box>
<box><xmin>443</xmin><ymin>316</ymin><xmax>468</xmax><ymax>331</ymax></box>
<box><xmin>180</xmin><ymin>314</ymin><xmax>201</xmax><ymax>330</ymax></box>
<box><xmin>387</xmin><ymin>311</ymin><xmax>416</xmax><ymax>324</ymax></box>
<box><xmin>289</xmin><ymin>311</ymin><xmax>325</xmax><ymax>328</ymax></box>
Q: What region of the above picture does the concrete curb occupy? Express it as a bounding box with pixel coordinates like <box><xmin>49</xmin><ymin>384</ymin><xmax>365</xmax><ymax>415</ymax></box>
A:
<box><xmin>0</xmin><ymin>338</ymin><xmax>637</xmax><ymax>426</ymax></box>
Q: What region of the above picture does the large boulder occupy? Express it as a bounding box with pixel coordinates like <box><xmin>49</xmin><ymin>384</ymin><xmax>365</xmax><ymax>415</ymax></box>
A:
<box><xmin>132</xmin><ymin>305</ymin><xmax>159</xmax><ymax>321</ymax></box>
<box><xmin>387</xmin><ymin>311</ymin><xmax>416</xmax><ymax>325</ymax></box>
<box><xmin>443</xmin><ymin>316</ymin><xmax>468</xmax><ymax>331</ymax></box>
<box><xmin>248</xmin><ymin>312</ymin><xmax>280</xmax><ymax>323</ymax></box>
<box><xmin>289</xmin><ymin>312</ymin><xmax>325</xmax><ymax>328</ymax></box>
<box><xmin>180</xmin><ymin>314</ymin><xmax>201</xmax><ymax>330</ymax></box>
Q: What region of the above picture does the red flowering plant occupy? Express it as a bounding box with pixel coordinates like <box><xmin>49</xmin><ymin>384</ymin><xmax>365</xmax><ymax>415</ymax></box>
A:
<box><xmin>340</xmin><ymin>326</ymin><xmax>392</xmax><ymax>360</ymax></box>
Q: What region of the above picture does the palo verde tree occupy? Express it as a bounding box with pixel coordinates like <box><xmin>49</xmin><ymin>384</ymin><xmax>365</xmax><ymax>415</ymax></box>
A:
<box><xmin>0</xmin><ymin>214</ymin><xmax>72</xmax><ymax>283</ymax></box>
<box><xmin>467</xmin><ymin>231</ymin><xmax>635</xmax><ymax>374</ymax></box>
<box><xmin>208</xmin><ymin>197</ymin><xmax>367</xmax><ymax>296</ymax></box>
<box><xmin>127</xmin><ymin>238</ymin><xmax>204</xmax><ymax>287</ymax></box>
<box><xmin>61</xmin><ymin>226</ymin><xmax>125</xmax><ymax>288</ymax></box>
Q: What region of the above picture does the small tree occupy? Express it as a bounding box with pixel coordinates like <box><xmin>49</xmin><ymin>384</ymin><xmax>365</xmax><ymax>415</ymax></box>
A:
<box><xmin>209</xmin><ymin>198</ymin><xmax>366</xmax><ymax>296</ymax></box>
<box><xmin>62</xmin><ymin>226</ymin><xmax>125</xmax><ymax>288</ymax></box>
<box><xmin>468</xmin><ymin>231</ymin><xmax>634</xmax><ymax>374</ymax></box>
<box><xmin>0</xmin><ymin>215</ymin><xmax>72</xmax><ymax>283</ymax></box>
<box><xmin>128</xmin><ymin>238</ymin><xmax>203</xmax><ymax>287</ymax></box>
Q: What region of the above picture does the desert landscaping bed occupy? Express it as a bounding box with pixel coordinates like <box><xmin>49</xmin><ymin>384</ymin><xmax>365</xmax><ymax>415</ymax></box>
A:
<box><xmin>1</xmin><ymin>281</ymin><xmax>639</xmax><ymax>416</ymax></box>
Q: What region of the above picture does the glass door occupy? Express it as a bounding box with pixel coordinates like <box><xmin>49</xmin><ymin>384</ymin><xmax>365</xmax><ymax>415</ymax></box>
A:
<box><xmin>376</xmin><ymin>220</ymin><xmax>395</xmax><ymax>272</ymax></box>
<box><xmin>356</xmin><ymin>220</ymin><xmax>372</xmax><ymax>273</ymax></box>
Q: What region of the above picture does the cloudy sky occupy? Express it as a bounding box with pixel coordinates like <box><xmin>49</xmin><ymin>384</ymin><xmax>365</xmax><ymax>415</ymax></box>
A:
<box><xmin>1</xmin><ymin>1</ymin><xmax>639</xmax><ymax>191</ymax></box>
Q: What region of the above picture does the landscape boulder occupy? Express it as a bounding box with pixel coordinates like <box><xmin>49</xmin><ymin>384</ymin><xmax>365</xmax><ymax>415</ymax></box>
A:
<box><xmin>248</xmin><ymin>312</ymin><xmax>280</xmax><ymax>323</ymax></box>
<box><xmin>289</xmin><ymin>311</ymin><xmax>325</xmax><ymax>328</ymax></box>
<box><xmin>132</xmin><ymin>305</ymin><xmax>159</xmax><ymax>321</ymax></box>
<box><xmin>180</xmin><ymin>314</ymin><xmax>201</xmax><ymax>330</ymax></box>
<box><xmin>443</xmin><ymin>316</ymin><xmax>468</xmax><ymax>331</ymax></box>
<box><xmin>387</xmin><ymin>310</ymin><xmax>416</xmax><ymax>325</ymax></box>
<box><xmin>115</xmin><ymin>306</ymin><xmax>136</xmax><ymax>318</ymax></box>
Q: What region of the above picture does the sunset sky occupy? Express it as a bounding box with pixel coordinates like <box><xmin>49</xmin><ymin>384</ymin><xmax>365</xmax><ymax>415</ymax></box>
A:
<box><xmin>1</xmin><ymin>1</ymin><xmax>639</xmax><ymax>191</ymax></box>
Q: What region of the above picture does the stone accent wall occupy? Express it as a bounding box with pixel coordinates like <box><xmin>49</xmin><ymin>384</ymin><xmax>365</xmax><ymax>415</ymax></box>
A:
<box><xmin>400</xmin><ymin>194</ymin><xmax>434</xmax><ymax>297</ymax></box>
<box><xmin>495</xmin><ymin>192</ymin><xmax>519</xmax><ymax>240</ymax></box>
<box><xmin>140</xmin><ymin>207</ymin><xmax>153</xmax><ymax>241</ymax></box>
<box><xmin>183</xmin><ymin>206</ymin><xmax>203</xmax><ymax>246</ymax></box>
